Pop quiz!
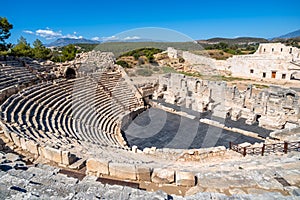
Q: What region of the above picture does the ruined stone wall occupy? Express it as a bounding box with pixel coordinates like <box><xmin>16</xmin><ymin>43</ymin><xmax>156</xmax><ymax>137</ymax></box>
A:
<box><xmin>167</xmin><ymin>47</ymin><xmax>182</xmax><ymax>59</ymax></box>
<box><xmin>255</xmin><ymin>43</ymin><xmax>300</xmax><ymax>59</ymax></box>
<box><xmin>227</xmin><ymin>55</ymin><xmax>296</xmax><ymax>80</ymax></box>
<box><xmin>167</xmin><ymin>47</ymin><xmax>218</xmax><ymax>74</ymax></box>
<box><xmin>167</xmin><ymin>43</ymin><xmax>300</xmax><ymax>80</ymax></box>
<box><xmin>182</xmin><ymin>51</ymin><xmax>215</xmax><ymax>67</ymax></box>
<box><xmin>155</xmin><ymin>73</ymin><xmax>300</xmax><ymax>130</ymax></box>
<box><xmin>221</xmin><ymin>43</ymin><xmax>300</xmax><ymax>80</ymax></box>
<box><xmin>53</xmin><ymin>51</ymin><xmax>116</xmax><ymax>77</ymax></box>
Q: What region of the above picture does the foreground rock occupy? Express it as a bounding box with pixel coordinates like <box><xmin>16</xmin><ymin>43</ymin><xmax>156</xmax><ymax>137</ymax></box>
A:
<box><xmin>0</xmin><ymin>151</ymin><xmax>299</xmax><ymax>199</ymax></box>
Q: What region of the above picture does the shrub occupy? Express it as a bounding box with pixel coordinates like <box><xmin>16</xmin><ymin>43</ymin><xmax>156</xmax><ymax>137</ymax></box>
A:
<box><xmin>162</xmin><ymin>66</ymin><xmax>177</xmax><ymax>73</ymax></box>
<box><xmin>136</xmin><ymin>68</ymin><xmax>153</xmax><ymax>76</ymax></box>
<box><xmin>153</xmin><ymin>66</ymin><xmax>160</xmax><ymax>72</ymax></box>
<box><xmin>116</xmin><ymin>60</ymin><xmax>131</xmax><ymax>68</ymax></box>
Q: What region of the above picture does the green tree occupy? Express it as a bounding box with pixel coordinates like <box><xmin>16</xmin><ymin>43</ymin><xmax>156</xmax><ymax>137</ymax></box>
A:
<box><xmin>218</xmin><ymin>42</ymin><xmax>229</xmax><ymax>50</ymax></box>
<box><xmin>116</xmin><ymin>60</ymin><xmax>131</xmax><ymax>68</ymax></box>
<box><xmin>0</xmin><ymin>17</ymin><xmax>13</xmax><ymax>51</ymax></box>
<box><xmin>32</xmin><ymin>39</ymin><xmax>50</xmax><ymax>59</ymax></box>
<box><xmin>51</xmin><ymin>44</ymin><xmax>78</xmax><ymax>62</ymax></box>
<box><xmin>12</xmin><ymin>36</ymin><xmax>33</xmax><ymax>57</ymax></box>
<box><xmin>61</xmin><ymin>44</ymin><xmax>78</xmax><ymax>61</ymax></box>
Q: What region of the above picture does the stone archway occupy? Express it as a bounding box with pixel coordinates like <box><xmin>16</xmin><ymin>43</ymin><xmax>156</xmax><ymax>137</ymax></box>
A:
<box><xmin>65</xmin><ymin>68</ymin><xmax>76</xmax><ymax>79</ymax></box>
<box><xmin>195</xmin><ymin>80</ymin><xmax>201</xmax><ymax>93</ymax></box>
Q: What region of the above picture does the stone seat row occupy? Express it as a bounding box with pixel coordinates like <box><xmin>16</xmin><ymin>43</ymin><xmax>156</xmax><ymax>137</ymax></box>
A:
<box><xmin>90</xmin><ymin>72</ymin><xmax>140</xmax><ymax>111</ymax></box>
<box><xmin>0</xmin><ymin>73</ymin><xmax>142</xmax><ymax>150</ymax></box>
<box><xmin>0</xmin><ymin>60</ymin><xmax>38</xmax><ymax>91</ymax></box>
<box><xmin>1</xmin><ymin>79</ymin><xmax>119</xmax><ymax>146</ymax></box>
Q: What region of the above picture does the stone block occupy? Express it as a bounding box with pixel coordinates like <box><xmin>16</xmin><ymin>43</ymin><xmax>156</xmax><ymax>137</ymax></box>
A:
<box><xmin>2</xmin><ymin>128</ymin><xmax>12</xmax><ymax>142</ymax></box>
<box><xmin>10</xmin><ymin>132</ymin><xmax>21</xmax><ymax>147</ymax></box>
<box><xmin>69</xmin><ymin>158</ymin><xmax>86</xmax><ymax>170</ymax></box>
<box><xmin>132</xmin><ymin>145</ymin><xmax>138</xmax><ymax>153</ymax></box>
<box><xmin>136</xmin><ymin>166</ymin><xmax>151</xmax><ymax>181</ymax></box>
<box><xmin>143</xmin><ymin>147</ymin><xmax>151</xmax><ymax>154</ymax></box>
<box><xmin>19</xmin><ymin>137</ymin><xmax>27</xmax><ymax>151</ymax></box>
<box><xmin>109</xmin><ymin>162</ymin><xmax>136</xmax><ymax>180</ymax></box>
<box><xmin>40</xmin><ymin>146</ymin><xmax>62</xmax><ymax>163</ymax></box>
<box><xmin>151</xmin><ymin>168</ymin><xmax>175</xmax><ymax>184</ymax></box>
<box><xmin>86</xmin><ymin>158</ymin><xmax>109</xmax><ymax>176</ymax></box>
<box><xmin>175</xmin><ymin>171</ymin><xmax>195</xmax><ymax>187</ymax></box>
<box><xmin>61</xmin><ymin>151</ymin><xmax>77</xmax><ymax>165</ymax></box>
<box><xmin>5</xmin><ymin>153</ymin><xmax>21</xmax><ymax>162</ymax></box>
<box><xmin>25</xmin><ymin>140</ymin><xmax>39</xmax><ymax>155</ymax></box>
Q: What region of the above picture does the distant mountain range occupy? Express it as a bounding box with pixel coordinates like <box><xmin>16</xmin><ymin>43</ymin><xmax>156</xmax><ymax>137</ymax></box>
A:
<box><xmin>275</xmin><ymin>29</ymin><xmax>300</xmax><ymax>39</ymax></box>
<box><xmin>46</xmin><ymin>29</ymin><xmax>300</xmax><ymax>47</ymax></box>
<box><xmin>47</xmin><ymin>38</ymin><xmax>100</xmax><ymax>47</ymax></box>
<box><xmin>197</xmin><ymin>37</ymin><xmax>268</xmax><ymax>45</ymax></box>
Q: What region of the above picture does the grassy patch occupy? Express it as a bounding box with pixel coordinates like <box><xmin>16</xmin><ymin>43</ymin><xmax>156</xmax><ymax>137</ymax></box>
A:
<box><xmin>136</xmin><ymin>68</ymin><xmax>153</xmax><ymax>77</ymax></box>
<box><xmin>162</xmin><ymin>66</ymin><xmax>178</xmax><ymax>73</ymax></box>
<box><xmin>253</xmin><ymin>84</ymin><xmax>269</xmax><ymax>89</ymax></box>
<box><xmin>152</xmin><ymin>66</ymin><xmax>160</xmax><ymax>72</ymax></box>
<box><xmin>180</xmin><ymin>71</ymin><xmax>203</xmax><ymax>78</ymax></box>
<box><xmin>208</xmin><ymin>75</ymin><xmax>250</xmax><ymax>82</ymax></box>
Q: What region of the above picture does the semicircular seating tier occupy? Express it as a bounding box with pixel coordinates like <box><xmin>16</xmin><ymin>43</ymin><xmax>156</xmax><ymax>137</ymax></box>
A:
<box><xmin>0</xmin><ymin>58</ymin><xmax>39</xmax><ymax>100</ymax></box>
<box><xmin>0</xmin><ymin>70</ymin><xmax>144</xmax><ymax>150</ymax></box>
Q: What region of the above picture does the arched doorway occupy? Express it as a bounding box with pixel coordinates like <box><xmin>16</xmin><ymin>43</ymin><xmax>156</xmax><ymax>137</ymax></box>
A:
<box><xmin>65</xmin><ymin>68</ymin><xmax>76</xmax><ymax>79</ymax></box>
<box><xmin>195</xmin><ymin>80</ymin><xmax>201</xmax><ymax>93</ymax></box>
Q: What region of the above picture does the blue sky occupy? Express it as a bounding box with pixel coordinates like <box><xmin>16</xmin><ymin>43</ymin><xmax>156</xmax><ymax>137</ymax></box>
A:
<box><xmin>2</xmin><ymin>0</ymin><xmax>300</xmax><ymax>44</ymax></box>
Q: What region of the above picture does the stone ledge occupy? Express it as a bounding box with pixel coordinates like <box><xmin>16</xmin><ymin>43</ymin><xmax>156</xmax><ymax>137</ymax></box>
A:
<box><xmin>86</xmin><ymin>158</ymin><xmax>109</xmax><ymax>176</ymax></box>
<box><xmin>136</xmin><ymin>166</ymin><xmax>151</xmax><ymax>181</ymax></box>
<box><xmin>175</xmin><ymin>171</ymin><xmax>195</xmax><ymax>187</ymax></box>
<box><xmin>25</xmin><ymin>140</ymin><xmax>39</xmax><ymax>155</ymax></box>
<box><xmin>151</xmin><ymin>168</ymin><xmax>175</xmax><ymax>184</ymax></box>
<box><xmin>39</xmin><ymin>146</ymin><xmax>62</xmax><ymax>163</ymax></box>
<box><xmin>109</xmin><ymin>162</ymin><xmax>136</xmax><ymax>180</ymax></box>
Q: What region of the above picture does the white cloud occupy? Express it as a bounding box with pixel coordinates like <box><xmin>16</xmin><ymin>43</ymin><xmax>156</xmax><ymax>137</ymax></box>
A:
<box><xmin>102</xmin><ymin>35</ymin><xmax>119</xmax><ymax>41</ymax></box>
<box><xmin>91</xmin><ymin>36</ymin><xmax>101</xmax><ymax>41</ymax></box>
<box><xmin>63</xmin><ymin>34</ymin><xmax>83</xmax><ymax>39</ymax></box>
<box><xmin>92</xmin><ymin>35</ymin><xmax>142</xmax><ymax>42</ymax></box>
<box><xmin>23</xmin><ymin>30</ymin><xmax>34</xmax><ymax>34</ymax></box>
<box><xmin>123</xmin><ymin>36</ymin><xmax>141</xmax><ymax>40</ymax></box>
<box><xmin>23</xmin><ymin>28</ymin><xmax>83</xmax><ymax>40</ymax></box>
<box><xmin>35</xmin><ymin>29</ymin><xmax>63</xmax><ymax>40</ymax></box>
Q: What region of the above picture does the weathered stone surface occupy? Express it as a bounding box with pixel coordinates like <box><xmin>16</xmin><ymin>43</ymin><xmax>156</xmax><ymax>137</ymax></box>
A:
<box><xmin>175</xmin><ymin>171</ymin><xmax>195</xmax><ymax>187</ymax></box>
<box><xmin>185</xmin><ymin>186</ymin><xmax>205</xmax><ymax>196</ymax></box>
<box><xmin>25</xmin><ymin>140</ymin><xmax>39</xmax><ymax>155</ymax></box>
<box><xmin>247</xmin><ymin>188</ymin><xmax>268</xmax><ymax>194</ymax></box>
<box><xmin>61</xmin><ymin>151</ymin><xmax>77</xmax><ymax>165</ymax></box>
<box><xmin>86</xmin><ymin>158</ymin><xmax>109</xmax><ymax>176</ymax></box>
<box><xmin>131</xmin><ymin>145</ymin><xmax>138</xmax><ymax>153</ymax></box>
<box><xmin>151</xmin><ymin>168</ymin><xmax>175</xmax><ymax>184</ymax></box>
<box><xmin>2</xmin><ymin>128</ymin><xmax>12</xmax><ymax>142</ymax></box>
<box><xmin>228</xmin><ymin>188</ymin><xmax>246</xmax><ymax>195</ymax></box>
<box><xmin>293</xmin><ymin>188</ymin><xmax>300</xmax><ymax>196</ymax></box>
<box><xmin>10</xmin><ymin>132</ymin><xmax>21</xmax><ymax>147</ymax></box>
<box><xmin>109</xmin><ymin>163</ymin><xmax>136</xmax><ymax>180</ymax></box>
<box><xmin>19</xmin><ymin>138</ymin><xmax>27</xmax><ymax>151</ymax></box>
<box><xmin>69</xmin><ymin>158</ymin><xmax>86</xmax><ymax>170</ymax></box>
<box><xmin>40</xmin><ymin>146</ymin><xmax>62</xmax><ymax>163</ymax></box>
<box><xmin>5</xmin><ymin>153</ymin><xmax>20</xmax><ymax>162</ymax></box>
<box><xmin>136</xmin><ymin>166</ymin><xmax>151</xmax><ymax>181</ymax></box>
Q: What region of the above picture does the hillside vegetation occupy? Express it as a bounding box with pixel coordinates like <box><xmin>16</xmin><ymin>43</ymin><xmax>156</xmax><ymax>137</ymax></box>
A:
<box><xmin>271</xmin><ymin>37</ymin><xmax>300</xmax><ymax>48</ymax></box>
<box><xmin>76</xmin><ymin>42</ymin><xmax>202</xmax><ymax>56</ymax></box>
<box><xmin>198</xmin><ymin>37</ymin><xmax>268</xmax><ymax>45</ymax></box>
